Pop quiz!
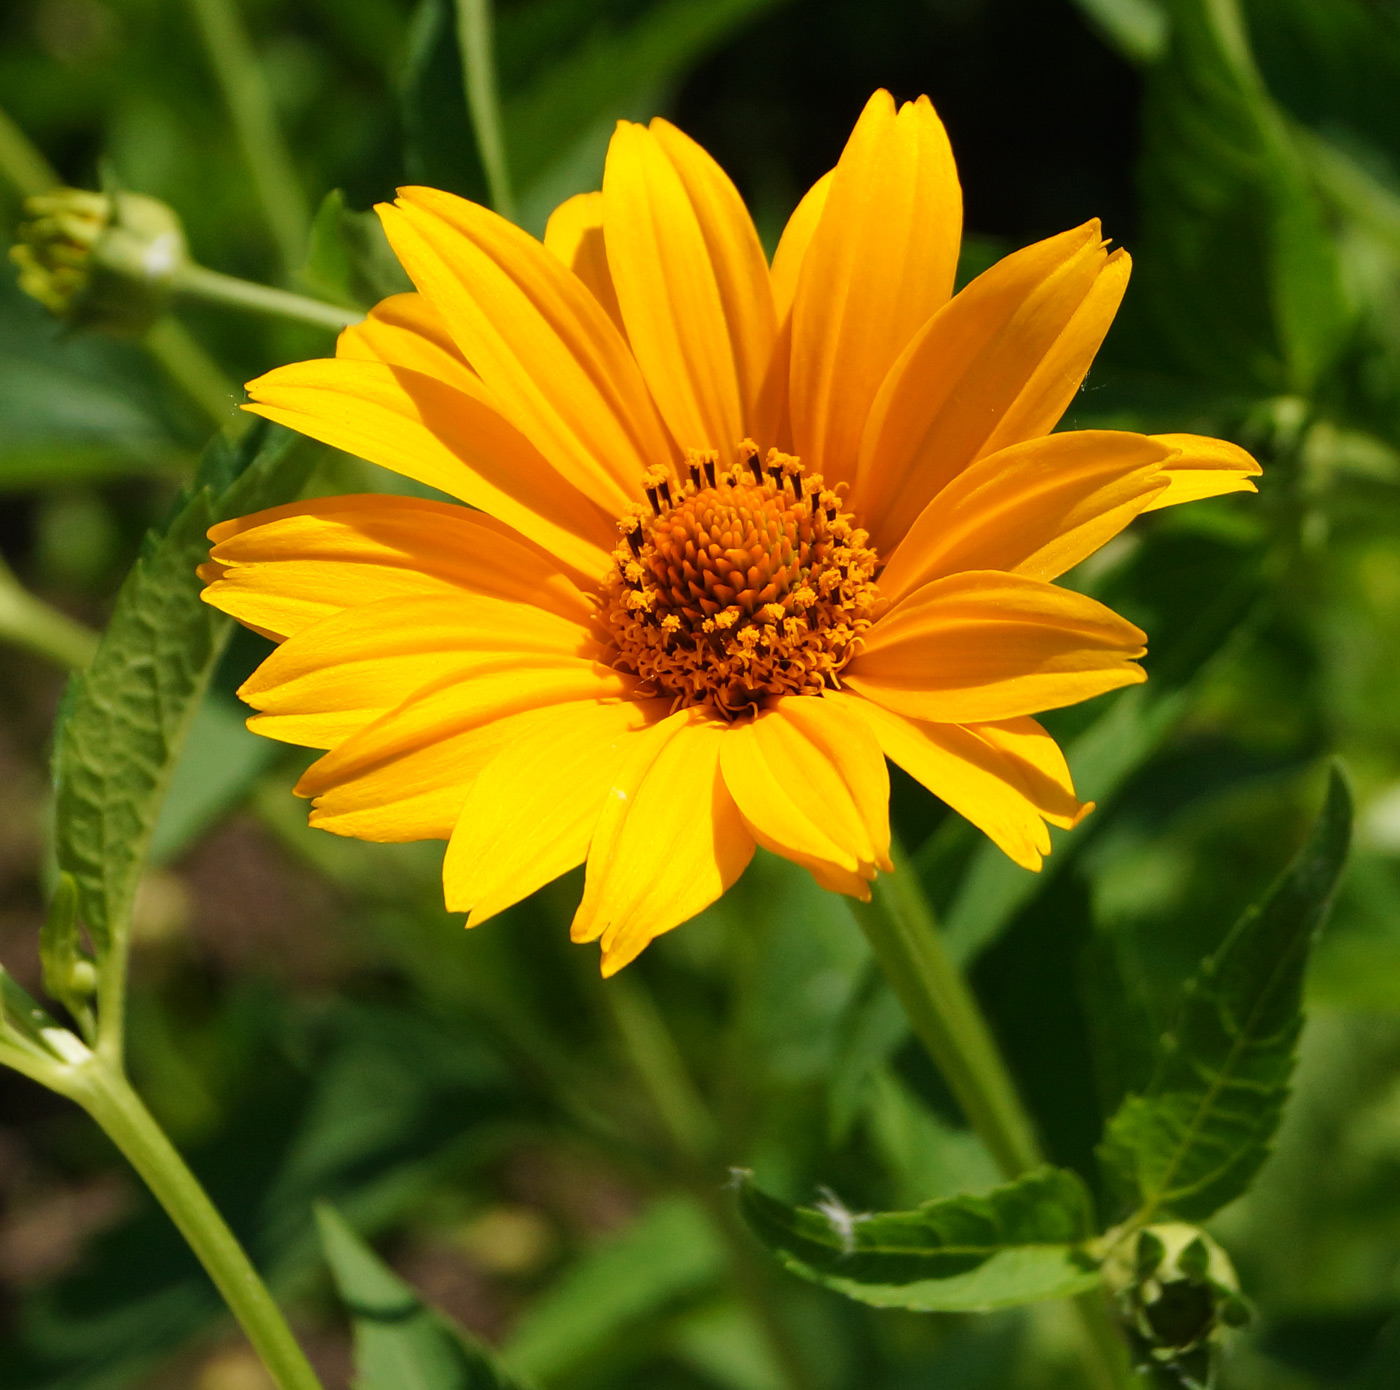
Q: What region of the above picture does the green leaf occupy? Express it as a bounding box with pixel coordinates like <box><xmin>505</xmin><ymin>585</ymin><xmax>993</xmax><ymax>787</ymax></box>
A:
<box><xmin>148</xmin><ymin>695</ymin><xmax>279</xmax><ymax>865</ymax></box>
<box><xmin>1134</xmin><ymin>0</ymin><xmax>1352</xmax><ymax>393</ymax></box>
<box><xmin>490</xmin><ymin>0</ymin><xmax>786</xmax><ymax>232</ymax></box>
<box><xmin>52</xmin><ymin>423</ymin><xmax>312</xmax><ymax>952</ymax></box>
<box><xmin>738</xmin><ymin>1167</ymin><xmax>1102</xmax><ymax>1312</ymax></box>
<box><xmin>301</xmin><ymin>189</ymin><xmax>413</xmax><ymax>311</ymax></box>
<box><xmin>1100</xmin><ymin>765</ymin><xmax>1353</xmax><ymax>1223</ymax></box>
<box><xmin>504</xmin><ymin>1195</ymin><xmax>723</xmax><ymax>1382</ymax></box>
<box><xmin>316</xmin><ymin>1204</ymin><xmax>529</xmax><ymax>1390</ymax></box>
<box><xmin>1069</xmin><ymin>0</ymin><xmax>1169</xmax><ymax>63</ymax></box>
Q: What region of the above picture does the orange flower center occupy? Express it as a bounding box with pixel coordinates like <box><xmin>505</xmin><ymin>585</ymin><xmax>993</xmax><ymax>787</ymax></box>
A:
<box><xmin>601</xmin><ymin>441</ymin><xmax>881</xmax><ymax>719</ymax></box>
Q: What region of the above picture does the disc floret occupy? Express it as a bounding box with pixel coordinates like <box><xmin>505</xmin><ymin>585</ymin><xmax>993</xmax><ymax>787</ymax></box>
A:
<box><xmin>601</xmin><ymin>441</ymin><xmax>882</xmax><ymax>718</ymax></box>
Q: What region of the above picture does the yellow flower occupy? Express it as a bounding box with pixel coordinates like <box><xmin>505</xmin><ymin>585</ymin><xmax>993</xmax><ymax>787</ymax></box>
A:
<box><xmin>202</xmin><ymin>91</ymin><xmax>1260</xmax><ymax>975</ymax></box>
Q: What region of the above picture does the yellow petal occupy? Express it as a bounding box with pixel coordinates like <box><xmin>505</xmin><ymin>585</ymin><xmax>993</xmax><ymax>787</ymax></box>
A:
<box><xmin>770</xmin><ymin>170</ymin><xmax>833</xmax><ymax>323</ymax></box>
<box><xmin>297</xmin><ymin>662</ymin><xmax>634</xmax><ymax>841</ymax></box>
<box><xmin>790</xmin><ymin>90</ymin><xmax>962</xmax><ymax>490</ymax></box>
<box><xmin>202</xmin><ymin>495</ymin><xmax>594</xmax><ymax>640</ymax></box>
<box><xmin>444</xmin><ymin>697</ymin><xmax>667</xmax><ymax>926</ymax></box>
<box><xmin>854</xmin><ymin>222</ymin><xmax>1129</xmax><ymax>550</ymax></box>
<box><xmin>1143</xmin><ymin>433</ymin><xmax>1262</xmax><ymax>511</ymax></box>
<box><xmin>571</xmin><ymin>712</ymin><xmax>755</xmax><ymax>975</ymax></box>
<box><xmin>718</xmin><ymin>695</ymin><xmax>890</xmax><ymax>894</ymax></box>
<box><xmin>335</xmin><ymin>291</ymin><xmax>477</xmax><ymax>391</ymax></box>
<box><xmin>604</xmin><ymin>119</ymin><xmax>775</xmax><ymax>453</ymax></box>
<box><xmin>757</xmin><ymin>171</ymin><xmax>833</xmax><ymax>452</ymax></box>
<box><xmin>244</xmin><ymin>357</ymin><xmax>616</xmax><ymax>580</ymax></box>
<box><xmin>878</xmin><ymin>431</ymin><xmax>1172</xmax><ymax>604</ymax></box>
<box><xmin>856</xmin><ymin>700</ymin><xmax>1088</xmax><ymax>870</ymax></box>
<box><xmin>845</xmin><ymin>571</ymin><xmax>1147</xmax><ymax>723</ymax></box>
<box><xmin>237</xmin><ymin>594</ymin><xmax>597</xmax><ymax>750</ymax></box>
<box><xmin>380</xmin><ymin>189</ymin><xmax>673</xmax><ymax>513</ymax></box>
<box><xmin>651</xmin><ymin>118</ymin><xmax>778</xmax><ymax>437</ymax></box>
<box><xmin>543</xmin><ymin>191</ymin><xmax>627</xmax><ymax>339</ymax></box>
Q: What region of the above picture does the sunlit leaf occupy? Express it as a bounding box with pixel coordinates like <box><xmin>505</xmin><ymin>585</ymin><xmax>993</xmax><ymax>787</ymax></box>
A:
<box><xmin>52</xmin><ymin>423</ymin><xmax>312</xmax><ymax>951</ymax></box>
<box><xmin>317</xmin><ymin>1204</ymin><xmax>528</xmax><ymax>1390</ymax></box>
<box><xmin>301</xmin><ymin>189</ymin><xmax>413</xmax><ymax>311</ymax></box>
<box><xmin>504</xmin><ymin>1196</ymin><xmax>723</xmax><ymax>1382</ymax></box>
<box><xmin>1069</xmin><ymin>0</ymin><xmax>1169</xmax><ymax>63</ymax></box>
<box><xmin>1100</xmin><ymin>765</ymin><xmax>1353</xmax><ymax>1222</ymax></box>
<box><xmin>738</xmin><ymin>1167</ymin><xmax>1102</xmax><ymax>1311</ymax></box>
<box><xmin>1134</xmin><ymin>0</ymin><xmax>1351</xmax><ymax>393</ymax></box>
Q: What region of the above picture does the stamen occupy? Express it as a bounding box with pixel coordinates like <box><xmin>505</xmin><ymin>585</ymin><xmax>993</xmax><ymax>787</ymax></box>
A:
<box><xmin>601</xmin><ymin>441</ymin><xmax>882</xmax><ymax>720</ymax></box>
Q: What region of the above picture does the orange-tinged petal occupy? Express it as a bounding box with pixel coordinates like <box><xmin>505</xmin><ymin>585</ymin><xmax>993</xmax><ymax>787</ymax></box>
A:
<box><xmin>856</xmin><ymin>700</ymin><xmax>1088</xmax><ymax>870</ymax></box>
<box><xmin>543</xmin><ymin>192</ymin><xmax>627</xmax><ymax>339</ymax></box>
<box><xmin>244</xmin><ymin>358</ymin><xmax>616</xmax><ymax>579</ymax></box>
<box><xmin>297</xmin><ymin>661</ymin><xmax>634</xmax><ymax>840</ymax></box>
<box><xmin>758</xmin><ymin>171</ymin><xmax>833</xmax><ymax>452</ymax></box>
<box><xmin>790</xmin><ymin>91</ymin><xmax>961</xmax><ymax>489</ymax></box>
<box><xmin>444</xmin><ymin>697</ymin><xmax>668</xmax><ymax>926</ymax></box>
<box><xmin>572</xmin><ymin>712</ymin><xmax>755</xmax><ymax>975</ymax></box>
<box><xmin>855</xmin><ymin>222</ymin><xmax>1129</xmax><ymax>550</ymax></box>
<box><xmin>380</xmin><ymin>189</ymin><xmax>672</xmax><ymax>513</ymax></box>
<box><xmin>334</xmin><ymin>292</ymin><xmax>477</xmax><ymax>390</ymax></box>
<box><xmin>878</xmin><ymin>431</ymin><xmax>1172</xmax><ymax>603</ymax></box>
<box><xmin>202</xmin><ymin>494</ymin><xmax>594</xmax><ymax>640</ymax></box>
<box><xmin>770</xmin><ymin>170</ymin><xmax>832</xmax><ymax>323</ymax></box>
<box><xmin>719</xmin><ymin>694</ymin><xmax>890</xmax><ymax>894</ymax></box>
<box><xmin>651</xmin><ymin>118</ymin><xmax>777</xmax><ymax>438</ymax></box>
<box><xmin>603</xmin><ymin>121</ymin><xmax>739</xmax><ymax>454</ymax></box>
<box><xmin>845</xmin><ymin>570</ymin><xmax>1147</xmax><ymax>723</ymax></box>
<box><xmin>236</xmin><ymin>594</ymin><xmax>597</xmax><ymax>749</ymax></box>
<box><xmin>1143</xmin><ymin>433</ymin><xmax>1262</xmax><ymax>511</ymax></box>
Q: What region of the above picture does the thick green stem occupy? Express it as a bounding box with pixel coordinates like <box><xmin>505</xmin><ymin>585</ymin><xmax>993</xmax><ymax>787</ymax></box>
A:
<box><xmin>67</xmin><ymin>1063</ymin><xmax>323</xmax><ymax>1390</ymax></box>
<box><xmin>600</xmin><ymin>974</ymin><xmax>814</xmax><ymax>1390</ymax></box>
<box><xmin>853</xmin><ymin>854</ymin><xmax>1039</xmax><ymax>1176</ymax></box>
<box><xmin>143</xmin><ymin>317</ymin><xmax>245</xmax><ymax>429</ymax></box>
<box><xmin>173</xmin><ymin>263</ymin><xmax>361</xmax><ymax>331</ymax></box>
<box><xmin>454</xmin><ymin>0</ymin><xmax>516</xmax><ymax>222</ymax></box>
<box><xmin>0</xmin><ymin>565</ymin><xmax>100</xmax><ymax>670</ymax></box>
<box><xmin>182</xmin><ymin>0</ymin><xmax>310</xmax><ymax>276</ymax></box>
<box><xmin>853</xmin><ymin>844</ymin><xmax>1129</xmax><ymax>1390</ymax></box>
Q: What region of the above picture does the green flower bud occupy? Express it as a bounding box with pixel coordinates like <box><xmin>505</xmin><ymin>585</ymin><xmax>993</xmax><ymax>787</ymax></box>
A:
<box><xmin>10</xmin><ymin>187</ymin><xmax>188</xmax><ymax>334</ymax></box>
<box><xmin>1102</xmin><ymin>1223</ymin><xmax>1248</xmax><ymax>1389</ymax></box>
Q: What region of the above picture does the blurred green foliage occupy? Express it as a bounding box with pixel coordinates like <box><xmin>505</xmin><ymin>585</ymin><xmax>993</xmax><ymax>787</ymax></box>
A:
<box><xmin>5</xmin><ymin>0</ymin><xmax>1400</xmax><ymax>1388</ymax></box>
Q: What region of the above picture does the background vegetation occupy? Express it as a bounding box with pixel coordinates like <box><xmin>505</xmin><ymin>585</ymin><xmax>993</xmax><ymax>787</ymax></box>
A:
<box><xmin>3</xmin><ymin>0</ymin><xmax>1400</xmax><ymax>1386</ymax></box>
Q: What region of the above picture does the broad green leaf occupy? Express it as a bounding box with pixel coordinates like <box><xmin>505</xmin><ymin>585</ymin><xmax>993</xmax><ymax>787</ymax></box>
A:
<box><xmin>301</xmin><ymin>189</ymin><xmax>413</xmax><ymax>311</ymax></box>
<box><xmin>503</xmin><ymin>1196</ymin><xmax>723</xmax><ymax>1381</ymax></box>
<box><xmin>1134</xmin><ymin>0</ymin><xmax>1351</xmax><ymax>394</ymax></box>
<box><xmin>317</xmin><ymin>1204</ymin><xmax>527</xmax><ymax>1390</ymax></box>
<box><xmin>148</xmin><ymin>695</ymin><xmax>279</xmax><ymax>866</ymax></box>
<box><xmin>738</xmin><ymin>1167</ymin><xmax>1102</xmax><ymax>1312</ymax></box>
<box><xmin>503</xmin><ymin>0</ymin><xmax>788</xmax><ymax>203</ymax></box>
<box><xmin>1100</xmin><ymin>766</ymin><xmax>1353</xmax><ymax>1222</ymax></box>
<box><xmin>1069</xmin><ymin>0</ymin><xmax>1168</xmax><ymax>63</ymax></box>
<box><xmin>52</xmin><ymin>423</ymin><xmax>311</xmax><ymax>951</ymax></box>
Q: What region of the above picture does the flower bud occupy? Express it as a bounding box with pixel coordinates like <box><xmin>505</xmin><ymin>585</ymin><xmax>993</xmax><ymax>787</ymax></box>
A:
<box><xmin>10</xmin><ymin>187</ymin><xmax>188</xmax><ymax>334</ymax></box>
<box><xmin>1102</xmin><ymin>1223</ymin><xmax>1248</xmax><ymax>1388</ymax></box>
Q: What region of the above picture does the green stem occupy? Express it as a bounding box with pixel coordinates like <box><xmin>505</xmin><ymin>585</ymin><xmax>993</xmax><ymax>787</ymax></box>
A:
<box><xmin>0</xmin><ymin>565</ymin><xmax>100</xmax><ymax>670</ymax></box>
<box><xmin>0</xmin><ymin>103</ymin><xmax>59</xmax><ymax>197</ymax></box>
<box><xmin>454</xmin><ymin>0</ymin><xmax>516</xmax><ymax>222</ymax></box>
<box><xmin>173</xmin><ymin>263</ymin><xmax>361</xmax><ymax>331</ymax></box>
<box><xmin>853</xmin><ymin>843</ymin><xmax>1129</xmax><ymax>1390</ymax></box>
<box><xmin>600</xmin><ymin>975</ymin><xmax>814</xmax><ymax>1390</ymax></box>
<box><xmin>143</xmin><ymin>316</ymin><xmax>246</xmax><ymax>429</ymax></box>
<box><xmin>66</xmin><ymin>1063</ymin><xmax>324</xmax><ymax>1390</ymax></box>
<box><xmin>853</xmin><ymin>853</ymin><xmax>1039</xmax><ymax>1176</ymax></box>
<box><xmin>182</xmin><ymin>0</ymin><xmax>310</xmax><ymax>276</ymax></box>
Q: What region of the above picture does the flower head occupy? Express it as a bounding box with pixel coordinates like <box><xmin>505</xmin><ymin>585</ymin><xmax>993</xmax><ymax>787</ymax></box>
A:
<box><xmin>11</xmin><ymin>187</ymin><xmax>188</xmax><ymax>333</ymax></box>
<box><xmin>202</xmin><ymin>91</ymin><xmax>1260</xmax><ymax>974</ymax></box>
